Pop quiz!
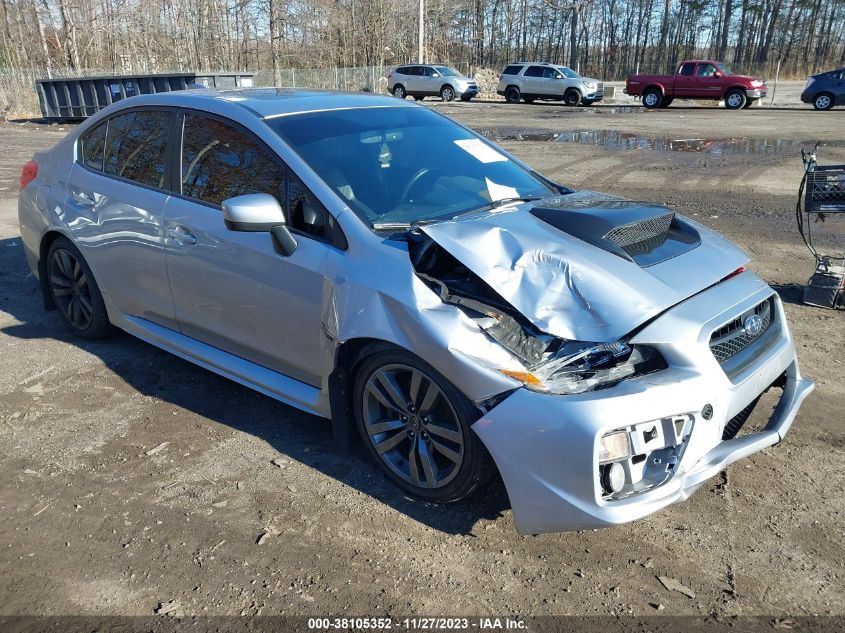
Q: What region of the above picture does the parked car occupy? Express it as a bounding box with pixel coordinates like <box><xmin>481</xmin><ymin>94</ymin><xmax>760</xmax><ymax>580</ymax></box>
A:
<box><xmin>625</xmin><ymin>60</ymin><xmax>767</xmax><ymax>109</ymax></box>
<box><xmin>496</xmin><ymin>62</ymin><xmax>604</xmax><ymax>105</ymax></box>
<box><xmin>18</xmin><ymin>89</ymin><xmax>813</xmax><ymax>535</ymax></box>
<box><xmin>800</xmin><ymin>67</ymin><xmax>845</xmax><ymax>110</ymax></box>
<box><xmin>387</xmin><ymin>64</ymin><xmax>478</xmax><ymax>102</ymax></box>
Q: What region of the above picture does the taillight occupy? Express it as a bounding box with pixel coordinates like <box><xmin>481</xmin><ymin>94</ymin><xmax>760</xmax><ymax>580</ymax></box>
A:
<box><xmin>19</xmin><ymin>160</ymin><xmax>38</xmax><ymax>190</ymax></box>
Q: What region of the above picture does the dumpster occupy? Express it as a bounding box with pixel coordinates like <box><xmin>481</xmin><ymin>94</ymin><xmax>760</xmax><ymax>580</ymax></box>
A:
<box><xmin>35</xmin><ymin>72</ymin><xmax>255</xmax><ymax>120</ymax></box>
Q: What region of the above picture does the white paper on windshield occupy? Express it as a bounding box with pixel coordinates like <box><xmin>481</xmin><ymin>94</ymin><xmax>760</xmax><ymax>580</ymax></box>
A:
<box><xmin>485</xmin><ymin>178</ymin><xmax>519</xmax><ymax>202</ymax></box>
<box><xmin>454</xmin><ymin>138</ymin><xmax>508</xmax><ymax>163</ymax></box>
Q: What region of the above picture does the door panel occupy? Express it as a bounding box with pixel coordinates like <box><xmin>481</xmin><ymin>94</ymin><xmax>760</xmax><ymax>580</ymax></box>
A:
<box><xmin>65</xmin><ymin>110</ymin><xmax>176</xmax><ymax>328</ymax></box>
<box><xmin>163</xmin><ymin>111</ymin><xmax>330</xmax><ymax>386</ymax></box>
<box><xmin>163</xmin><ymin>197</ymin><xmax>329</xmax><ymax>386</ymax></box>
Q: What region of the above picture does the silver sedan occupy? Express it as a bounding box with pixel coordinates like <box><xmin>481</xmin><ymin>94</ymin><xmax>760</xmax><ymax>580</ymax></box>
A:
<box><xmin>17</xmin><ymin>89</ymin><xmax>814</xmax><ymax>534</ymax></box>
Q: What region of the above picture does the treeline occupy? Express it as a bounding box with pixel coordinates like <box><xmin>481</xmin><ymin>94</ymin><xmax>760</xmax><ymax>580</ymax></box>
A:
<box><xmin>1</xmin><ymin>0</ymin><xmax>842</xmax><ymax>80</ymax></box>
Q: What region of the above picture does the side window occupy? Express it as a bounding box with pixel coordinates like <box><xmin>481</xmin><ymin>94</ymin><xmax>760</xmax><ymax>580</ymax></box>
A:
<box><xmin>696</xmin><ymin>63</ymin><xmax>717</xmax><ymax>77</ymax></box>
<box><xmin>395</xmin><ymin>67</ymin><xmax>408</xmax><ymax>75</ymax></box>
<box><xmin>181</xmin><ymin>114</ymin><xmax>286</xmax><ymax>208</ymax></box>
<box><xmin>502</xmin><ymin>65</ymin><xmax>522</xmax><ymax>76</ymax></box>
<box><xmin>423</xmin><ymin>67</ymin><xmax>436</xmax><ymax>77</ymax></box>
<box><xmin>80</xmin><ymin>121</ymin><xmax>107</xmax><ymax>171</ymax></box>
<box><xmin>524</xmin><ymin>66</ymin><xmax>545</xmax><ymax>77</ymax></box>
<box><xmin>543</xmin><ymin>67</ymin><xmax>560</xmax><ymax>79</ymax></box>
<box><xmin>408</xmin><ymin>66</ymin><xmax>422</xmax><ymax>76</ymax></box>
<box><xmin>679</xmin><ymin>63</ymin><xmax>695</xmax><ymax>76</ymax></box>
<box><xmin>287</xmin><ymin>173</ymin><xmax>331</xmax><ymax>240</ymax></box>
<box><xmin>104</xmin><ymin>110</ymin><xmax>171</xmax><ymax>189</ymax></box>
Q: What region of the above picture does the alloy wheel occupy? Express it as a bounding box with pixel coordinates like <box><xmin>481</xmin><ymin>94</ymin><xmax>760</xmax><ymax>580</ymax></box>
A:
<box><xmin>441</xmin><ymin>87</ymin><xmax>454</xmax><ymax>102</ymax></box>
<box><xmin>49</xmin><ymin>248</ymin><xmax>94</xmax><ymax>330</ymax></box>
<box><xmin>727</xmin><ymin>93</ymin><xmax>743</xmax><ymax>108</ymax></box>
<box><xmin>362</xmin><ymin>363</ymin><xmax>464</xmax><ymax>489</ymax></box>
<box><xmin>815</xmin><ymin>94</ymin><xmax>831</xmax><ymax>110</ymax></box>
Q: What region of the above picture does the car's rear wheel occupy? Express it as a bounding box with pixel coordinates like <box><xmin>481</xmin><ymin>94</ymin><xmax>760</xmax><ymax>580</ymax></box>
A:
<box><xmin>724</xmin><ymin>89</ymin><xmax>746</xmax><ymax>109</ymax></box>
<box><xmin>353</xmin><ymin>349</ymin><xmax>494</xmax><ymax>503</ymax></box>
<box><xmin>504</xmin><ymin>86</ymin><xmax>521</xmax><ymax>103</ymax></box>
<box><xmin>440</xmin><ymin>86</ymin><xmax>455</xmax><ymax>102</ymax></box>
<box><xmin>392</xmin><ymin>84</ymin><xmax>406</xmax><ymax>99</ymax></box>
<box><xmin>47</xmin><ymin>237</ymin><xmax>112</xmax><ymax>339</ymax></box>
<box><xmin>642</xmin><ymin>88</ymin><xmax>663</xmax><ymax>109</ymax></box>
<box><xmin>813</xmin><ymin>92</ymin><xmax>834</xmax><ymax>111</ymax></box>
<box><xmin>564</xmin><ymin>89</ymin><xmax>581</xmax><ymax>106</ymax></box>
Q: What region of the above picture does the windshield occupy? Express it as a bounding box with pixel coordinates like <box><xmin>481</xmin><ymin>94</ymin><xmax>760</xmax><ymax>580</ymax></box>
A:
<box><xmin>270</xmin><ymin>107</ymin><xmax>555</xmax><ymax>227</ymax></box>
<box><xmin>716</xmin><ymin>62</ymin><xmax>731</xmax><ymax>75</ymax></box>
<box><xmin>557</xmin><ymin>66</ymin><xmax>580</xmax><ymax>78</ymax></box>
<box><xmin>434</xmin><ymin>66</ymin><xmax>460</xmax><ymax>77</ymax></box>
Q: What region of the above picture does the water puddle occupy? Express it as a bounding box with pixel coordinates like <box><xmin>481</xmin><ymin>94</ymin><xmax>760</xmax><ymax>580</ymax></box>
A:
<box><xmin>478</xmin><ymin>128</ymin><xmax>838</xmax><ymax>155</ymax></box>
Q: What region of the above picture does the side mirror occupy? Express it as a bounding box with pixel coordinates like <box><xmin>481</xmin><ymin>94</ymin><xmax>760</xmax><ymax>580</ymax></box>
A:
<box><xmin>222</xmin><ymin>193</ymin><xmax>297</xmax><ymax>256</ymax></box>
<box><xmin>432</xmin><ymin>72</ymin><xmax>440</xmax><ymax>77</ymax></box>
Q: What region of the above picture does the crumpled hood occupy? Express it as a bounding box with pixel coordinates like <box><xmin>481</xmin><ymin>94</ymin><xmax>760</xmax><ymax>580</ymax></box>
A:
<box><xmin>419</xmin><ymin>191</ymin><xmax>749</xmax><ymax>342</ymax></box>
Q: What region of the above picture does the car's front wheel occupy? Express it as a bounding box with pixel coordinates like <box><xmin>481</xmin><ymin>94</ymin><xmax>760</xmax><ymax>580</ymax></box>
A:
<box><xmin>813</xmin><ymin>92</ymin><xmax>834</xmax><ymax>111</ymax></box>
<box><xmin>564</xmin><ymin>89</ymin><xmax>581</xmax><ymax>106</ymax></box>
<box><xmin>353</xmin><ymin>349</ymin><xmax>494</xmax><ymax>502</ymax></box>
<box><xmin>724</xmin><ymin>89</ymin><xmax>746</xmax><ymax>109</ymax></box>
<box><xmin>46</xmin><ymin>236</ymin><xmax>112</xmax><ymax>339</ymax></box>
<box><xmin>440</xmin><ymin>86</ymin><xmax>455</xmax><ymax>102</ymax></box>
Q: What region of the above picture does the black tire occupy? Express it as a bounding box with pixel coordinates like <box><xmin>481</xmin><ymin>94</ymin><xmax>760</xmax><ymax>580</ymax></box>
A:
<box><xmin>353</xmin><ymin>348</ymin><xmax>495</xmax><ymax>503</ymax></box>
<box><xmin>440</xmin><ymin>85</ymin><xmax>455</xmax><ymax>102</ymax></box>
<box><xmin>724</xmin><ymin>88</ymin><xmax>746</xmax><ymax>109</ymax></box>
<box><xmin>46</xmin><ymin>236</ymin><xmax>112</xmax><ymax>339</ymax></box>
<box><xmin>813</xmin><ymin>92</ymin><xmax>834</xmax><ymax>111</ymax></box>
<box><xmin>413</xmin><ymin>95</ymin><xmax>424</xmax><ymax>101</ymax></box>
<box><xmin>392</xmin><ymin>84</ymin><xmax>406</xmax><ymax>99</ymax></box>
<box><xmin>563</xmin><ymin>89</ymin><xmax>581</xmax><ymax>107</ymax></box>
<box><xmin>659</xmin><ymin>97</ymin><xmax>673</xmax><ymax>108</ymax></box>
<box><xmin>642</xmin><ymin>88</ymin><xmax>663</xmax><ymax>109</ymax></box>
<box><xmin>504</xmin><ymin>86</ymin><xmax>521</xmax><ymax>103</ymax></box>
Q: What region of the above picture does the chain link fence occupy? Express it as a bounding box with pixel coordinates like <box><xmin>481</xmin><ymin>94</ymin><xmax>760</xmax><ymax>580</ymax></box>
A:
<box><xmin>0</xmin><ymin>64</ymin><xmax>506</xmax><ymax>120</ymax></box>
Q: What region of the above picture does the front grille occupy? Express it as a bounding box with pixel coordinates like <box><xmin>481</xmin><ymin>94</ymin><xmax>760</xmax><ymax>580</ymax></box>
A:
<box><xmin>603</xmin><ymin>212</ymin><xmax>674</xmax><ymax>255</ymax></box>
<box><xmin>597</xmin><ymin>82</ymin><xmax>604</xmax><ymax>92</ymax></box>
<box><xmin>709</xmin><ymin>297</ymin><xmax>774</xmax><ymax>364</ymax></box>
<box><xmin>722</xmin><ymin>396</ymin><xmax>761</xmax><ymax>440</ymax></box>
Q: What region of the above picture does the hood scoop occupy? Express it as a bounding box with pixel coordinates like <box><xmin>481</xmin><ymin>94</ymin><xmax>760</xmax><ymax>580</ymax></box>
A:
<box><xmin>530</xmin><ymin>198</ymin><xmax>700</xmax><ymax>266</ymax></box>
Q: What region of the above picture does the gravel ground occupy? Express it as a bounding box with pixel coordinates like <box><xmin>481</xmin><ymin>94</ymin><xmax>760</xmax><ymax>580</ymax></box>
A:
<box><xmin>0</xmin><ymin>99</ymin><xmax>843</xmax><ymax>623</ymax></box>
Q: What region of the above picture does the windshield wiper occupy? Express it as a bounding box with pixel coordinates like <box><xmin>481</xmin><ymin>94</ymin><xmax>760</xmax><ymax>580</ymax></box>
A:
<box><xmin>488</xmin><ymin>196</ymin><xmax>543</xmax><ymax>209</ymax></box>
<box><xmin>372</xmin><ymin>218</ymin><xmax>441</xmax><ymax>231</ymax></box>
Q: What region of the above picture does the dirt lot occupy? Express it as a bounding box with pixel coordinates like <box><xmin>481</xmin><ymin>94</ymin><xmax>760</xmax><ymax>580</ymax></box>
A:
<box><xmin>0</xmin><ymin>102</ymin><xmax>843</xmax><ymax>623</ymax></box>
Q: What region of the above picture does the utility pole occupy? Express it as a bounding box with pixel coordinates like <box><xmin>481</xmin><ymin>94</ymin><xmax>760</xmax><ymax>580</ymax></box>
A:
<box><xmin>418</xmin><ymin>0</ymin><xmax>424</xmax><ymax>63</ymax></box>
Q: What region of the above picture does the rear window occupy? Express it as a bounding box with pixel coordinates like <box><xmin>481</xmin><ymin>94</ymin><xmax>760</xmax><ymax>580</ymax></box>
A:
<box><xmin>103</xmin><ymin>110</ymin><xmax>171</xmax><ymax>189</ymax></box>
<box><xmin>80</xmin><ymin>121</ymin><xmax>107</xmax><ymax>171</ymax></box>
<box><xmin>502</xmin><ymin>65</ymin><xmax>522</xmax><ymax>76</ymax></box>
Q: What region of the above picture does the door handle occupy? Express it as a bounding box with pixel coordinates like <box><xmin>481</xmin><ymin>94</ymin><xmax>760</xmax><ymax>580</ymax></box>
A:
<box><xmin>71</xmin><ymin>190</ymin><xmax>95</xmax><ymax>206</ymax></box>
<box><xmin>167</xmin><ymin>226</ymin><xmax>197</xmax><ymax>245</ymax></box>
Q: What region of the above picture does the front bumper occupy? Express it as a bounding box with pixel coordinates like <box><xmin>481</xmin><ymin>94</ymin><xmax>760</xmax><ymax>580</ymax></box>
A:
<box><xmin>456</xmin><ymin>85</ymin><xmax>479</xmax><ymax>98</ymax></box>
<box><xmin>745</xmin><ymin>88</ymin><xmax>767</xmax><ymax>99</ymax></box>
<box><xmin>473</xmin><ymin>272</ymin><xmax>813</xmax><ymax>534</ymax></box>
<box><xmin>800</xmin><ymin>91</ymin><xmax>812</xmax><ymax>104</ymax></box>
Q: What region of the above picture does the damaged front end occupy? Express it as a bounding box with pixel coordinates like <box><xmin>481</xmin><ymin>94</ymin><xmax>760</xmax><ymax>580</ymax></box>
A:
<box><xmin>407</xmin><ymin>231</ymin><xmax>666</xmax><ymax>396</ymax></box>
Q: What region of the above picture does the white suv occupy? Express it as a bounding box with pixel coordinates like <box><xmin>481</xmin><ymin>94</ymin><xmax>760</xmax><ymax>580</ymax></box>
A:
<box><xmin>496</xmin><ymin>62</ymin><xmax>604</xmax><ymax>106</ymax></box>
<box><xmin>388</xmin><ymin>65</ymin><xmax>478</xmax><ymax>102</ymax></box>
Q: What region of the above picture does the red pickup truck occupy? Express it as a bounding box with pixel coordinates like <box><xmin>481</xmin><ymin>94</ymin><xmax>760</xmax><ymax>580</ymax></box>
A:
<box><xmin>625</xmin><ymin>60</ymin><xmax>767</xmax><ymax>109</ymax></box>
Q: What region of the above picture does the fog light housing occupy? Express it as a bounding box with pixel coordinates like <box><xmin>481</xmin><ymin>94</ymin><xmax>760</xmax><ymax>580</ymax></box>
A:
<box><xmin>600</xmin><ymin>462</ymin><xmax>626</xmax><ymax>495</ymax></box>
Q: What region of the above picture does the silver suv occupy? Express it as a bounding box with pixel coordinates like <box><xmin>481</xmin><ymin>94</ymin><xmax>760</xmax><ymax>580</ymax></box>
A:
<box><xmin>497</xmin><ymin>62</ymin><xmax>604</xmax><ymax>106</ymax></box>
<box><xmin>388</xmin><ymin>64</ymin><xmax>478</xmax><ymax>102</ymax></box>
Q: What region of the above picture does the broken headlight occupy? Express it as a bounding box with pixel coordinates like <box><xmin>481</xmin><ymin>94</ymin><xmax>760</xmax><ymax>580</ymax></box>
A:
<box><xmin>501</xmin><ymin>341</ymin><xmax>666</xmax><ymax>395</ymax></box>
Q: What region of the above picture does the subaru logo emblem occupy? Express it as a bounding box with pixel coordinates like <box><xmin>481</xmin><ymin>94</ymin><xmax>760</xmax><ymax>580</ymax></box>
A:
<box><xmin>744</xmin><ymin>314</ymin><xmax>763</xmax><ymax>337</ymax></box>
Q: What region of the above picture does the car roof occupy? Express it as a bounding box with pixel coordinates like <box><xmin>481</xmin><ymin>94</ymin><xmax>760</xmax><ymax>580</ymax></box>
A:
<box><xmin>103</xmin><ymin>87</ymin><xmax>412</xmax><ymax>120</ymax></box>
